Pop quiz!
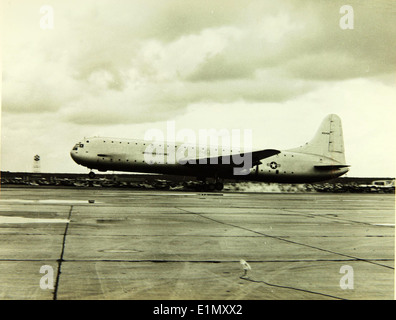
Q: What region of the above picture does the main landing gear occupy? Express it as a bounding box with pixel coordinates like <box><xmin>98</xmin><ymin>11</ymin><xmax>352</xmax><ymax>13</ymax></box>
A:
<box><xmin>196</xmin><ymin>177</ymin><xmax>224</xmax><ymax>192</ymax></box>
<box><xmin>88</xmin><ymin>171</ymin><xmax>96</xmax><ymax>179</ymax></box>
<box><xmin>214</xmin><ymin>181</ymin><xmax>224</xmax><ymax>191</ymax></box>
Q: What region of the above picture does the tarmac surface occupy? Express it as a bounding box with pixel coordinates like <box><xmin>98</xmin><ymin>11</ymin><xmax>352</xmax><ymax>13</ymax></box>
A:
<box><xmin>0</xmin><ymin>187</ymin><xmax>394</xmax><ymax>300</ymax></box>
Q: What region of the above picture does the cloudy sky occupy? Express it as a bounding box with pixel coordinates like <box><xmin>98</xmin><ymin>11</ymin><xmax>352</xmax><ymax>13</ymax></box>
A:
<box><xmin>1</xmin><ymin>0</ymin><xmax>395</xmax><ymax>177</ymax></box>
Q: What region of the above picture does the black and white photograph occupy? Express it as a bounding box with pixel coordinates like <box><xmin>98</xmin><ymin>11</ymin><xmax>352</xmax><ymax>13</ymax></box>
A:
<box><xmin>1</xmin><ymin>0</ymin><xmax>395</xmax><ymax>303</ymax></box>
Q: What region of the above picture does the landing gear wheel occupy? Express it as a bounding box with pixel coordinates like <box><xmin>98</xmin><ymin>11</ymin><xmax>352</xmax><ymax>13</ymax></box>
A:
<box><xmin>88</xmin><ymin>171</ymin><xmax>96</xmax><ymax>179</ymax></box>
<box><xmin>214</xmin><ymin>182</ymin><xmax>224</xmax><ymax>191</ymax></box>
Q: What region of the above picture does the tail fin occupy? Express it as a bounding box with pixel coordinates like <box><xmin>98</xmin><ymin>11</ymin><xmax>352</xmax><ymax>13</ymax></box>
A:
<box><xmin>287</xmin><ymin>114</ymin><xmax>346</xmax><ymax>164</ymax></box>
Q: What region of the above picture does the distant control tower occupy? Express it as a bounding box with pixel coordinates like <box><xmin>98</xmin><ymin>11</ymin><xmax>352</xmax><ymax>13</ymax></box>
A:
<box><xmin>33</xmin><ymin>155</ymin><xmax>41</xmax><ymax>173</ymax></box>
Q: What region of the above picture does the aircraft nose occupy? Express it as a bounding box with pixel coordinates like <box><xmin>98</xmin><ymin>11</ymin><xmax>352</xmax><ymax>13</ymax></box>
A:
<box><xmin>70</xmin><ymin>147</ymin><xmax>81</xmax><ymax>164</ymax></box>
<box><xmin>70</xmin><ymin>150</ymin><xmax>77</xmax><ymax>162</ymax></box>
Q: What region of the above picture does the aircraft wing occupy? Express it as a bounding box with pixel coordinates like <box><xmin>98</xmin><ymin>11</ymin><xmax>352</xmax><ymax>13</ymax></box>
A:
<box><xmin>184</xmin><ymin>149</ymin><xmax>280</xmax><ymax>167</ymax></box>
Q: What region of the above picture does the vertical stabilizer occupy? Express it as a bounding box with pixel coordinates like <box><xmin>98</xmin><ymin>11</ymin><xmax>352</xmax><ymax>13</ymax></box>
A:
<box><xmin>287</xmin><ymin>114</ymin><xmax>346</xmax><ymax>164</ymax></box>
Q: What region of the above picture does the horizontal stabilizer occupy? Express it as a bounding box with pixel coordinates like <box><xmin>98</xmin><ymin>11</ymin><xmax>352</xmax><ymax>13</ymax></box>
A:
<box><xmin>314</xmin><ymin>164</ymin><xmax>350</xmax><ymax>170</ymax></box>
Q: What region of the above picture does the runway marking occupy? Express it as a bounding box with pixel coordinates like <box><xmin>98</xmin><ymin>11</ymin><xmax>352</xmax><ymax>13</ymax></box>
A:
<box><xmin>0</xmin><ymin>216</ymin><xmax>69</xmax><ymax>224</ymax></box>
<box><xmin>0</xmin><ymin>199</ymin><xmax>95</xmax><ymax>204</ymax></box>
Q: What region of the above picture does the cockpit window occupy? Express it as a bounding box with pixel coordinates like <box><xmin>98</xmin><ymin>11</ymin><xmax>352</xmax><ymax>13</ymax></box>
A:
<box><xmin>73</xmin><ymin>143</ymin><xmax>84</xmax><ymax>150</ymax></box>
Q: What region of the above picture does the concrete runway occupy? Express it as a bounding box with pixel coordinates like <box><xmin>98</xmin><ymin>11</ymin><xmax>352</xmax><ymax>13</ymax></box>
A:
<box><xmin>0</xmin><ymin>187</ymin><xmax>394</xmax><ymax>300</ymax></box>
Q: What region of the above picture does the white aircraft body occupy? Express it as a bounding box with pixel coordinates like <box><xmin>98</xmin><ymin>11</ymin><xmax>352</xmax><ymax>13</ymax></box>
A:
<box><xmin>70</xmin><ymin>114</ymin><xmax>349</xmax><ymax>191</ymax></box>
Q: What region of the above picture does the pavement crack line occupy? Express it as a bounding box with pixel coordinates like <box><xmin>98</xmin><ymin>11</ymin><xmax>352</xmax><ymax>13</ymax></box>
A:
<box><xmin>53</xmin><ymin>205</ymin><xmax>73</xmax><ymax>300</ymax></box>
<box><xmin>176</xmin><ymin>207</ymin><xmax>394</xmax><ymax>270</ymax></box>
<box><xmin>278</xmin><ymin>207</ymin><xmax>392</xmax><ymax>228</ymax></box>
<box><xmin>177</xmin><ymin>207</ymin><xmax>391</xmax><ymax>299</ymax></box>
<box><xmin>239</xmin><ymin>275</ymin><xmax>345</xmax><ymax>300</ymax></box>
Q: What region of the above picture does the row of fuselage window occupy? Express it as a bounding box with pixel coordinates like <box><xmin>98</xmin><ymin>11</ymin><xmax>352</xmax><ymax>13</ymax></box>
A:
<box><xmin>87</xmin><ymin>140</ymin><xmax>296</xmax><ymax>158</ymax></box>
<box><xmin>94</xmin><ymin>140</ymin><xmax>241</xmax><ymax>154</ymax></box>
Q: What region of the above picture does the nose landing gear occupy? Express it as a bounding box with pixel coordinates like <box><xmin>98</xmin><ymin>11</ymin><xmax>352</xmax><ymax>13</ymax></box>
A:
<box><xmin>88</xmin><ymin>171</ymin><xmax>96</xmax><ymax>179</ymax></box>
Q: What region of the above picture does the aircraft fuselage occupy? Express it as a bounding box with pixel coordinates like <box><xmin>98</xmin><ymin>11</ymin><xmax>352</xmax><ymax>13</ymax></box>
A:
<box><xmin>70</xmin><ymin>137</ymin><xmax>348</xmax><ymax>183</ymax></box>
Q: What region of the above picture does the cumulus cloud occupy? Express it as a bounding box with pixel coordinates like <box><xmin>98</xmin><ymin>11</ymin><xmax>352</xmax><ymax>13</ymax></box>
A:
<box><xmin>3</xmin><ymin>0</ymin><xmax>395</xmax><ymax>122</ymax></box>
